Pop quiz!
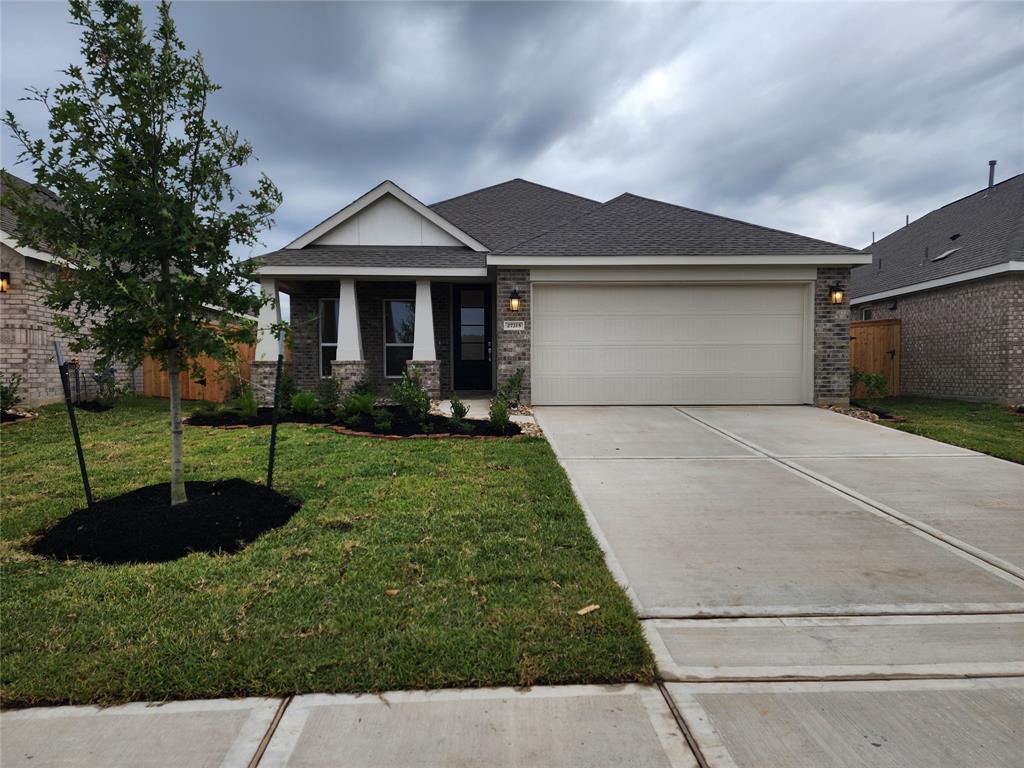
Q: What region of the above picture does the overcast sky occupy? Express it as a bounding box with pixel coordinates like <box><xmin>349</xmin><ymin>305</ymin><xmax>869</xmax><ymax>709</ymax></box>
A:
<box><xmin>3</xmin><ymin>0</ymin><xmax>1022</xmax><ymax>258</ymax></box>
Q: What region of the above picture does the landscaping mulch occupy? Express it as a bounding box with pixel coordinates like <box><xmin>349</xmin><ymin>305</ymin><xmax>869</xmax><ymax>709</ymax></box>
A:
<box><xmin>186</xmin><ymin>407</ymin><xmax>328</xmax><ymax>427</ymax></box>
<box><xmin>335</xmin><ymin>408</ymin><xmax>521</xmax><ymax>438</ymax></box>
<box><xmin>0</xmin><ymin>410</ymin><xmax>37</xmax><ymax>424</ymax></box>
<box><xmin>74</xmin><ymin>401</ymin><xmax>113</xmax><ymax>413</ymax></box>
<box><xmin>28</xmin><ymin>479</ymin><xmax>300</xmax><ymax>565</ymax></box>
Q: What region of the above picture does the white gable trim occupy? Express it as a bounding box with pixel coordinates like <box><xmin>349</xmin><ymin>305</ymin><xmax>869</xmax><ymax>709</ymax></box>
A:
<box><xmin>850</xmin><ymin>261</ymin><xmax>1024</xmax><ymax>305</ymax></box>
<box><xmin>286</xmin><ymin>180</ymin><xmax>488</xmax><ymax>252</ymax></box>
<box><xmin>1</xmin><ymin>230</ymin><xmax>61</xmax><ymax>264</ymax></box>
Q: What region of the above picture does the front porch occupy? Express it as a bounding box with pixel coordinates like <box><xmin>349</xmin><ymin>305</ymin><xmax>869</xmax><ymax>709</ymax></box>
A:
<box><xmin>253</xmin><ymin>275</ymin><xmax>516</xmax><ymax>402</ymax></box>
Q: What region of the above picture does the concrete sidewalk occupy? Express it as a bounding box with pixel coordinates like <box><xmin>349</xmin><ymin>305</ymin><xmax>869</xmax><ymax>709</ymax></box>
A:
<box><xmin>0</xmin><ymin>685</ymin><xmax>699</xmax><ymax>768</ymax></box>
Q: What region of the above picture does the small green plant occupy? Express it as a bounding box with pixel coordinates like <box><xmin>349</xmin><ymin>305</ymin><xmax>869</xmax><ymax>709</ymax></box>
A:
<box><xmin>850</xmin><ymin>367</ymin><xmax>888</xmax><ymax>404</ymax></box>
<box><xmin>290</xmin><ymin>391</ymin><xmax>324</xmax><ymax>418</ymax></box>
<box><xmin>1</xmin><ymin>372</ymin><xmax>24</xmax><ymax>412</ymax></box>
<box><xmin>92</xmin><ymin>364</ymin><xmax>125</xmax><ymax>407</ymax></box>
<box><xmin>489</xmin><ymin>396</ymin><xmax>511</xmax><ymax>435</ymax></box>
<box><xmin>232</xmin><ymin>385</ymin><xmax>259</xmax><ymax>418</ymax></box>
<box><xmin>342</xmin><ymin>392</ymin><xmax>376</xmax><ymax>418</ymax></box>
<box><xmin>316</xmin><ymin>376</ymin><xmax>341</xmax><ymax>412</ymax></box>
<box><xmin>497</xmin><ymin>367</ymin><xmax>525</xmax><ymax>409</ymax></box>
<box><xmin>391</xmin><ymin>369</ymin><xmax>431</xmax><ymax>424</ymax></box>
<box><xmin>448</xmin><ymin>394</ymin><xmax>473</xmax><ymax>433</ymax></box>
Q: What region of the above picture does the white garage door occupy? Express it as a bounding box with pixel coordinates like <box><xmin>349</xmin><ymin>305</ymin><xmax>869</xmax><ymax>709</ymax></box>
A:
<box><xmin>531</xmin><ymin>283</ymin><xmax>810</xmax><ymax>405</ymax></box>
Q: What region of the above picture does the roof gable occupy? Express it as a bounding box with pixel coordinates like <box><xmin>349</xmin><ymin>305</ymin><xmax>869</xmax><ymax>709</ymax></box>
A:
<box><xmin>851</xmin><ymin>173</ymin><xmax>1024</xmax><ymax>299</ymax></box>
<box><xmin>498</xmin><ymin>192</ymin><xmax>864</xmax><ymax>258</ymax></box>
<box><xmin>430</xmin><ymin>178</ymin><xmax>601</xmax><ymax>252</ymax></box>
<box><xmin>287</xmin><ymin>180</ymin><xmax>487</xmax><ymax>251</ymax></box>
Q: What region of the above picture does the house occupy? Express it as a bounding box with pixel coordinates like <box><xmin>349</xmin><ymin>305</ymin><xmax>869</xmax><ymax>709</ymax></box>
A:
<box><xmin>0</xmin><ymin>171</ymin><xmax>142</xmax><ymax>406</ymax></box>
<box><xmin>252</xmin><ymin>179</ymin><xmax>870</xmax><ymax>406</ymax></box>
<box><xmin>850</xmin><ymin>167</ymin><xmax>1024</xmax><ymax>404</ymax></box>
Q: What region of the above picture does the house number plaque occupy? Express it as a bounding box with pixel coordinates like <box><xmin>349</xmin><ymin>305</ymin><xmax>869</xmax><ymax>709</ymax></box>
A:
<box><xmin>503</xmin><ymin>320</ymin><xmax>526</xmax><ymax>332</ymax></box>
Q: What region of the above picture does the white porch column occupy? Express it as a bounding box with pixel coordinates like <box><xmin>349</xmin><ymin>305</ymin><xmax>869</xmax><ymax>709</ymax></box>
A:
<box><xmin>412</xmin><ymin>279</ymin><xmax>436</xmax><ymax>360</ymax></box>
<box><xmin>255</xmin><ymin>277</ymin><xmax>282</xmax><ymax>361</ymax></box>
<box><xmin>335</xmin><ymin>278</ymin><xmax>362</xmax><ymax>360</ymax></box>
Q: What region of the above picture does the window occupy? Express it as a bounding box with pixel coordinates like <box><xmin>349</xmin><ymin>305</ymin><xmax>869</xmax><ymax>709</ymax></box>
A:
<box><xmin>384</xmin><ymin>299</ymin><xmax>415</xmax><ymax>378</ymax></box>
<box><xmin>862</xmin><ymin>307</ymin><xmax>873</xmax><ymax>321</ymax></box>
<box><xmin>319</xmin><ymin>298</ymin><xmax>339</xmax><ymax>376</ymax></box>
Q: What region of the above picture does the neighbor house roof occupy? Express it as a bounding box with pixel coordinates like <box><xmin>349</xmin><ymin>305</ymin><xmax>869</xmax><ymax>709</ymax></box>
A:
<box><xmin>850</xmin><ymin>173</ymin><xmax>1024</xmax><ymax>301</ymax></box>
<box><xmin>495</xmin><ymin>192</ymin><xmax>865</xmax><ymax>258</ymax></box>
<box><xmin>429</xmin><ymin>178</ymin><xmax>601</xmax><ymax>252</ymax></box>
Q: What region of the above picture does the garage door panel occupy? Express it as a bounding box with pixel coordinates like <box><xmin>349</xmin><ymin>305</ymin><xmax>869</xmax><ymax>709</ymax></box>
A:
<box><xmin>532</xmin><ymin>284</ymin><xmax>809</xmax><ymax>405</ymax></box>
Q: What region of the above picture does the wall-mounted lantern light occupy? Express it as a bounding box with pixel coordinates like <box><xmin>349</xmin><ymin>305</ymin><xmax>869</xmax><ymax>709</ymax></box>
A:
<box><xmin>0</xmin><ymin>272</ymin><xmax>10</xmax><ymax>293</ymax></box>
<box><xmin>508</xmin><ymin>289</ymin><xmax>522</xmax><ymax>312</ymax></box>
<box><xmin>829</xmin><ymin>282</ymin><xmax>844</xmax><ymax>305</ymax></box>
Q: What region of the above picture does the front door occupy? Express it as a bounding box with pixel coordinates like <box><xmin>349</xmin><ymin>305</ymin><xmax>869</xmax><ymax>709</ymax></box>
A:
<box><xmin>453</xmin><ymin>284</ymin><xmax>493</xmax><ymax>391</ymax></box>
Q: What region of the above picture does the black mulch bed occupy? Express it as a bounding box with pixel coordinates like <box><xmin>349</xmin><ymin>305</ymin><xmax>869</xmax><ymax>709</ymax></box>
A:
<box><xmin>74</xmin><ymin>400</ymin><xmax>113</xmax><ymax>412</ymax></box>
<box><xmin>188</xmin><ymin>405</ymin><xmax>521</xmax><ymax>437</ymax></box>
<box><xmin>1</xmin><ymin>410</ymin><xmax>34</xmax><ymax>423</ymax></box>
<box><xmin>28</xmin><ymin>479</ymin><xmax>300</xmax><ymax>565</ymax></box>
<box><xmin>187</xmin><ymin>407</ymin><xmax>327</xmax><ymax>427</ymax></box>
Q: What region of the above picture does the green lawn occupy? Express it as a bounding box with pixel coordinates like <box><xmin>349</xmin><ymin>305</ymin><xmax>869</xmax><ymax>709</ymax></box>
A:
<box><xmin>0</xmin><ymin>398</ymin><xmax>653</xmax><ymax>707</ymax></box>
<box><xmin>869</xmin><ymin>396</ymin><xmax>1024</xmax><ymax>464</ymax></box>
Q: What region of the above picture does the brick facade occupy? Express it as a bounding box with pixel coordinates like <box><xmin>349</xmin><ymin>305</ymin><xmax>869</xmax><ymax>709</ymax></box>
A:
<box><xmin>330</xmin><ymin>360</ymin><xmax>370</xmax><ymax>396</ymax></box>
<box><xmin>0</xmin><ymin>244</ymin><xmax>141</xmax><ymax>406</ymax></box>
<box><xmin>814</xmin><ymin>266</ymin><xmax>852</xmax><ymax>406</ymax></box>
<box><xmin>495</xmin><ymin>268</ymin><xmax>531</xmax><ymax>404</ymax></box>
<box><xmin>250</xmin><ymin>359</ymin><xmax>292</xmax><ymax>407</ymax></box>
<box><xmin>407</xmin><ymin>359</ymin><xmax>441</xmax><ymax>399</ymax></box>
<box><xmin>286</xmin><ymin>279</ymin><xmax>453</xmax><ymax>398</ymax></box>
<box><xmin>854</xmin><ymin>273</ymin><xmax>1023</xmax><ymax>403</ymax></box>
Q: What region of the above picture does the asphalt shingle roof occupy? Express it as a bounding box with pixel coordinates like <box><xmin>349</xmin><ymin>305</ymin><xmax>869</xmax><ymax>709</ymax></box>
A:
<box><xmin>1</xmin><ymin>170</ymin><xmax>59</xmax><ymax>241</ymax></box>
<box><xmin>429</xmin><ymin>178</ymin><xmax>601</xmax><ymax>252</ymax></box>
<box><xmin>497</xmin><ymin>192</ymin><xmax>864</xmax><ymax>257</ymax></box>
<box><xmin>850</xmin><ymin>173</ymin><xmax>1024</xmax><ymax>298</ymax></box>
<box><xmin>256</xmin><ymin>245</ymin><xmax>485</xmax><ymax>269</ymax></box>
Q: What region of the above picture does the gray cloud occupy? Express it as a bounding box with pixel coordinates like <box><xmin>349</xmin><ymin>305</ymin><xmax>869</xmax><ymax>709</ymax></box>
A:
<box><xmin>3</xmin><ymin>0</ymin><xmax>1022</xmax><ymax>254</ymax></box>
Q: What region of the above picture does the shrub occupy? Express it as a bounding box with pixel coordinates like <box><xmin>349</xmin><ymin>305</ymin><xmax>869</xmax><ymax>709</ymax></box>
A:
<box><xmin>372</xmin><ymin>408</ymin><xmax>393</xmax><ymax>433</ymax></box>
<box><xmin>850</xmin><ymin>367</ymin><xmax>888</xmax><ymax>402</ymax></box>
<box><xmin>349</xmin><ymin>373</ymin><xmax>376</xmax><ymax>396</ymax></box>
<box><xmin>1</xmin><ymin>372</ymin><xmax>24</xmax><ymax>412</ymax></box>
<box><xmin>342</xmin><ymin>392</ymin><xmax>375</xmax><ymax>418</ymax></box>
<box><xmin>448</xmin><ymin>394</ymin><xmax>473</xmax><ymax>433</ymax></box>
<box><xmin>497</xmin><ymin>367</ymin><xmax>525</xmax><ymax>408</ymax></box>
<box><xmin>232</xmin><ymin>385</ymin><xmax>259</xmax><ymax>418</ymax></box>
<box><xmin>316</xmin><ymin>376</ymin><xmax>341</xmax><ymax>412</ymax></box>
<box><xmin>489</xmin><ymin>396</ymin><xmax>511</xmax><ymax>435</ymax></box>
<box><xmin>92</xmin><ymin>364</ymin><xmax>124</xmax><ymax>407</ymax></box>
<box><xmin>290</xmin><ymin>391</ymin><xmax>324</xmax><ymax>417</ymax></box>
<box><xmin>391</xmin><ymin>369</ymin><xmax>430</xmax><ymax>424</ymax></box>
<box><xmin>276</xmin><ymin>373</ymin><xmax>296</xmax><ymax>410</ymax></box>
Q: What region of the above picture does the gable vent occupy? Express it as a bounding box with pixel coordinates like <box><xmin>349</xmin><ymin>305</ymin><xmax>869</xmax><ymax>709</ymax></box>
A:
<box><xmin>931</xmin><ymin>247</ymin><xmax>960</xmax><ymax>262</ymax></box>
<box><xmin>950</xmin><ymin>233</ymin><xmax>961</xmax><ymax>241</ymax></box>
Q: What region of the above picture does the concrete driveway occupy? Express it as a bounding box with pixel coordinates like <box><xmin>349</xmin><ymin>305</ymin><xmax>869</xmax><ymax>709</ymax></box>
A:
<box><xmin>536</xmin><ymin>405</ymin><xmax>1024</xmax><ymax>768</ymax></box>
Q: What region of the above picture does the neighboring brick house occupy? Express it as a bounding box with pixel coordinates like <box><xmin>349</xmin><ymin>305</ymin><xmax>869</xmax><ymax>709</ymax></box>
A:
<box><xmin>851</xmin><ymin>169</ymin><xmax>1024</xmax><ymax>404</ymax></box>
<box><xmin>251</xmin><ymin>179</ymin><xmax>867</xmax><ymax>406</ymax></box>
<box><xmin>1</xmin><ymin>172</ymin><xmax>143</xmax><ymax>406</ymax></box>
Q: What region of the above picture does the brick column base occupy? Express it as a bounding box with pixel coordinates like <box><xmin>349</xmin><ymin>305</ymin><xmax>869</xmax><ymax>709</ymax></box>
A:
<box><xmin>330</xmin><ymin>360</ymin><xmax>369</xmax><ymax>395</ymax></box>
<box><xmin>407</xmin><ymin>360</ymin><xmax>441</xmax><ymax>399</ymax></box>
<box><xmin>251</xmin><ymin>360</ymin><xmax>290</xmax><ymax>407</ymax></box>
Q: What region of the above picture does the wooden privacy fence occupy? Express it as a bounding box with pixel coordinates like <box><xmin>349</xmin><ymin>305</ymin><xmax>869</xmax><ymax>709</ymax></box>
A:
<box><xmin>849</xmin><ymin>319</ymin><xmax>901</xmax><ymax>397</ymax></box>
<box><xmin>142</xmin><ymin>343</ymin><xmax>255</xmax><ymax>403</ymax></box>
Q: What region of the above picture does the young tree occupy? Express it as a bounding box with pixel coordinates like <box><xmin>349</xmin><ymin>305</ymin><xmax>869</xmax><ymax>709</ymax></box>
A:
<box><xmin>3</xmin><ymin>0</ymin><xmax>282</xmax><ymax>505</ymax></box>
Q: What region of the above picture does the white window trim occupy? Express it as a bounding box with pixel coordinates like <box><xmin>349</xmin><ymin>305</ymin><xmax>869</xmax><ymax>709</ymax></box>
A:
<box><xmin>318</xmin><ymin>298</ymin><xmax>339</xmax><ymax>378</ymax></box>
<box><xmin>383</xmin><ymin>297</ymin><xmax>415</xmax><ymax>379</ymax></box>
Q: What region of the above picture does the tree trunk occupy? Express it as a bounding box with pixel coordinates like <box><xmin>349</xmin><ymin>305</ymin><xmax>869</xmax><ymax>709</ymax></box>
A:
<box><xmin>167</xmin><ymin>356</ymin><xmax>187</xmax><ymax>505</ymax></box>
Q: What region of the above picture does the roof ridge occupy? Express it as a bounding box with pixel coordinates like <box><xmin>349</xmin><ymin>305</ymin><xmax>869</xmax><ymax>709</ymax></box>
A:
<box><xmin>617</xmin><ymin>191</ymin><xmax>862</xmax><ymax>254</ymax></box>
<box><xmin>430</xmin><ymin>178</ymin><xmax>599</xmax><ymax>208</ymax></box>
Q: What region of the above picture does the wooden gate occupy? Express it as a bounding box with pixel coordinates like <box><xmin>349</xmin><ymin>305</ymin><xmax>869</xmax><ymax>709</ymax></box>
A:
<box><xmin>849</xmin><ymin>319</ymin><xmax>901</xmax><ymax>397</ymax></box>
<box><xmin>142</xmin><ymin>343</ymin><xmax>254</xmax><ymax>403</ymax></box>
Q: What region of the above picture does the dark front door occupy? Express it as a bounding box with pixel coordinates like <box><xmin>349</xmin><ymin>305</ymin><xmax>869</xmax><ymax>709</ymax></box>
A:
<box><xmin>453</xmin><ymin>284</ymin><xmax>493</xmax><ymax>391</ymax></box>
